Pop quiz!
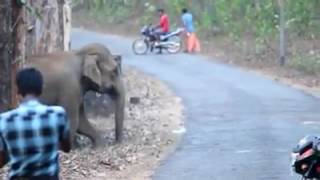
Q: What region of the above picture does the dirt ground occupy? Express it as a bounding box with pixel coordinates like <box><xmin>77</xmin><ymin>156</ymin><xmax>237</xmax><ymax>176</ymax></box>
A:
<box><xmin>0</xmin><ymin>68</ymin><xmax>184</xmax><ymax>180</ymax></box>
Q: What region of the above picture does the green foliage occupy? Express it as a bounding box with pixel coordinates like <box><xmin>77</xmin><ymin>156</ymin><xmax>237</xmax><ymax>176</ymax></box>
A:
<box><xmin>76</xmin><ymin>0</ymin><xmax>319</xmax><ymax>39</ymax></box>
<box><xmin>74</xmin><ymin>0</ymin><xmax>320</xmax><ymax>73</ymax></box>
<box><xmin>74</xmin><ymin>0</ymin><xmax>136</xmax><ymax>24</ymax></box>
<box><xmin>289</xmin><ymin>54</ymin><xmax>320</xmax><ymax>75</ymax></box>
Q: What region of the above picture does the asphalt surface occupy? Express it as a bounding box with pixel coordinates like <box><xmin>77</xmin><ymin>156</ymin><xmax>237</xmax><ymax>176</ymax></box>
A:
<box><xmin>72</xmin><ymin>29</ymin><xmax>320</xmax><ymax>180</ymax></box>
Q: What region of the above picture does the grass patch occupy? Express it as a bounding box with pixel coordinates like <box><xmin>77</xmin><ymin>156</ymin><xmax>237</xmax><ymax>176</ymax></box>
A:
<box><xmin>289</xmin><ymin>54</ymin><xmax>320</xmax><ymax>75</ymax></box>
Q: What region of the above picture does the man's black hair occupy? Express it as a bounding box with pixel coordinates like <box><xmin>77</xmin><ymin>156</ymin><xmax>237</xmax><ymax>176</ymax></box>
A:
<box><xmin>157</xmin><ymin>8</ymin><xmax>164</xmax><ymax>13</ymax></box>
<box><xmin>182</xmin><ymin>8</ymin><xmax>188</xmax><ymax>14</ymax></box>
<box><xmin>16</xmin><ymin>68</ymin><xmax>43</xmax><ymax>97</ymax></box>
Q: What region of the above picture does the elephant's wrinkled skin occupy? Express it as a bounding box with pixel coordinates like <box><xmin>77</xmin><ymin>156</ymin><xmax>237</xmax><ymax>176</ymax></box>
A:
<box><xmin>25</xmin><ymin>43</ymin><xmax>126</xmax><ymax>148</ymax></box>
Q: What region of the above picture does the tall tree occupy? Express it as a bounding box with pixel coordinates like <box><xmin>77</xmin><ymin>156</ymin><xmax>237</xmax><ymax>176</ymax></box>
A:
<box><xmin>0</xmin><ymin>0</ymin><xmax>13</xmax><ymax>111</ymax></box>
<box><xmin>11</xmin><ymin>0</ymin><xmax>26</xmax><ymax>108</ymax></box>
<box><xmin>278</xmin><ymin>0</ymin><xmax>286</xmax><ymax>66</ymax></box>
<box><xmin>33</xmin><ymin>0</ymin><xmax>63</xmax><ymax>53</ymax></box>
<box><xmin>0</xmin><ymin>0</ymin><xmax>70</xmax><ymax>112</ymax></box>
<box><xmin>0</xmin><ymin>0</ymin><xmax>25</xmax><ymax>111</ymax></box>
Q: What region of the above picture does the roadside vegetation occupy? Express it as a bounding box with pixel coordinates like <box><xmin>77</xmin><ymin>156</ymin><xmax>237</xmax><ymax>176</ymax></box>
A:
<box><xmin>73</xmin><ymin>0</ymin><xmax>320</xmax><ymax>77</ymax></box>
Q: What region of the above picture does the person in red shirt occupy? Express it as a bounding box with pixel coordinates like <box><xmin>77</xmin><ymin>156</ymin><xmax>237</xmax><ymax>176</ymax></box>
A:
<box><xmin>158</xmin><ymin>8</ymin><xmax>169</xmax><ymax>33</ymax></box>
<box><xmin>154</xmin><ymin>8</ymin><xmax>170</xmax><ymax>54</ymax></box>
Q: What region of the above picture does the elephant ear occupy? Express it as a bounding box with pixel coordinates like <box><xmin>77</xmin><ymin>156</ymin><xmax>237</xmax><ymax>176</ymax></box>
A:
<box><xmin>83</xmin><ymin>55</ymin><xmax>102</xmax><ymax>87</ymax></box>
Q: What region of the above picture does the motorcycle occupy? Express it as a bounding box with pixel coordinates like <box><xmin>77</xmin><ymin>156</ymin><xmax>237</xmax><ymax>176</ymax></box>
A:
<box><xmin>291</xmin><ymin>135</ymin><xmax>320</xmax><ymax>180</ymax></box>
<box><xmin>132</xmin><ymin>24</ymin><xmax>184</xmax><ymax>55</ymax></box>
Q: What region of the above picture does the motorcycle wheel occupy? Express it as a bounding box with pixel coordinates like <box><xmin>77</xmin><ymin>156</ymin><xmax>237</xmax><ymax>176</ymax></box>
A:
<box><xmin>166</xmin><ymin>36</ymin><xmax>182</xmax><ymax>54</ymax></box>
<box><xmin>132</xmin><ymin>38</ymin><xmax>149</xmax><ymax>55</ymax></box>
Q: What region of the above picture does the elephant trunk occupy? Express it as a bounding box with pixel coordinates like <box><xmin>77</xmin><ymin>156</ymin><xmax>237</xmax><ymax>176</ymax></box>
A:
<box><xmin>114</xmin><ymin>78</ymin><xmax>125</xmax><ymax>142</ymax></box>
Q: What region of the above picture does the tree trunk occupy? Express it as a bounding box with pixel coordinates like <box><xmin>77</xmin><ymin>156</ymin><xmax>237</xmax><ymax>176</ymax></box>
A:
<box><xmin>0</xmin><ymin>0</ymin><xmax>13</xmax><ymax>112</ymax></box>
<box><xmin>11</xmin><ymin>1</ymin><xmax>26</xmax><ymax>108</ymax></box>
<box><xmin>25</xmin><ymin>0</ymin><xmax>38</xmax><ymax>58</ymax></box>
<box><xmin>63</xmin><ymin>0</ymin><xmax>72</xmax><ymax>51</ymax></box>
<box><xmin>0</xmin><ymin>0</ymin><xmax>25</xmax><ymax>112</ymax></box>
<box><xmin>58</xmin><ymin>0</ymin><xmax>65</xmax><ymax>50</ymax></box>
<box><xmin>27</xmin><ymin>0</ymin><xmax>69</xmax><ymax>53</ymax></box>
<box><xmin>278</xmin><ymin>0</ymin><xmax>286</xmax><ymax>66</ymax></box>
<box><xmin>0</xmin><ymin>0</ymin><xmax>69</xmax><ymax>112</ymax></box>
<box><xmin>34</xmin><ymin>0</ymin><xmax>63</xmax><ymax>53</ymax></box>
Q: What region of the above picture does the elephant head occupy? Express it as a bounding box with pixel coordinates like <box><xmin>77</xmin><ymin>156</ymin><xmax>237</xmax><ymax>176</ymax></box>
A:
<box><xmin>77</xmin><ymin>43</ymin><xmax>118</xmax><ymax>92</ymax></box>
<box><xmin>76</xmin><ymin>43</ymin><xmax>125</xmax><ymax>142</ymax></box>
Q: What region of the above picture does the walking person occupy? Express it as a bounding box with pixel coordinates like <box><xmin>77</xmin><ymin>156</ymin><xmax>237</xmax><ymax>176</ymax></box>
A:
<box><xmin>0</xmin><ymin>68</ymin><xmax>71</xmax><ymax>180</ymax></box>
<box><xmin>181</xmin><ymin>8</ymin><xmax>201</xmax><ymax>53</ymax></box>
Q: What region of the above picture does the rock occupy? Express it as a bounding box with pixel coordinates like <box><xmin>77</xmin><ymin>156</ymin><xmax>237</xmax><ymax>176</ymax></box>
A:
<box><xmin>130</xmin><ymin>97</ymin><xmax>140</xmax><ymax>104</ymax></box>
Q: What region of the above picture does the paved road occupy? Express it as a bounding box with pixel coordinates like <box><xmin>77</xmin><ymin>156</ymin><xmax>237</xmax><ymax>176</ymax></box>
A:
<box><xmin>72</xmin><ymin>29</ymin><xmax>320</xmax><ymax>180</ymax></box>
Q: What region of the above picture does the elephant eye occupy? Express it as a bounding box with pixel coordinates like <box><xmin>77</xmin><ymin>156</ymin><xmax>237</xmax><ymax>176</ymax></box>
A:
<box><xmin>113</xmin><ymin>67</ymin><xmax>119</xmax><ymax>76</ymax></box>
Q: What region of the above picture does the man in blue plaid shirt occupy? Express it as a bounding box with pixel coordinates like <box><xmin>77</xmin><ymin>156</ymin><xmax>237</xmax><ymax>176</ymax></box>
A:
<box><xmin>0</xmin><ymin>68</ymin><xmax>71</xmax><ymax>180</ymax></box>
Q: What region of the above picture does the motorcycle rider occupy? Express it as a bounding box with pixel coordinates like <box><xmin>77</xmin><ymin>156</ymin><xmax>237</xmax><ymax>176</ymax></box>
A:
<box><xmin>154</xmin><ymin>8</ymin><xmax>170</xmax><ymax>54</ymax></box>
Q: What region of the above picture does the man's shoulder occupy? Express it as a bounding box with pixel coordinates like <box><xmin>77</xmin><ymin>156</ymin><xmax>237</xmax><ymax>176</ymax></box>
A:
<box><xmin>47</xmin><ymin>106</ymin><xmax>66</xmax><ymax>114</ymax></box>
<box><xmin>30</xmin><ymin>103</ymin><xmax>66</xmax><ymax>118</ymax></box>
<box><xmin>161</xmin><ymin>14</ymin><xmax>168</xmax><ymax>20</ymax></box>
<box><xmin>0</xmin><ymin>104</ymin><xmax>66</xmax><ymax>119</ymax></box>
<box><xmin>0</xmin><ymin>108</ymin><xmax>19</xmax><ymax>121</ymax></box>
<box><xmin>185</xmin><ymin>13</ymin><xmax>192</xmax><ymax>18</ymax></box>
<box><xmin>29</xmin><ymin>102</ymin><xmax>66</xmax><ymax>115</ymax></box>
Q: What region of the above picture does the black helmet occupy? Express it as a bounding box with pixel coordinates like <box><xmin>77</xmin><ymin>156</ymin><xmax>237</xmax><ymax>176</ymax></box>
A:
<box><xmin>157</xmin><ymin>8</ymin><xmax>164</xmax><ymax>13</ymax></box>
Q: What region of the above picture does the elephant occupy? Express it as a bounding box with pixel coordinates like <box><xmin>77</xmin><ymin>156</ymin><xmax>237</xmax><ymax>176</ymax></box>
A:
<box><xmin>24</xmin><ymin>43</ymin><xmax>126</xmax><ymax>148</ymax></box>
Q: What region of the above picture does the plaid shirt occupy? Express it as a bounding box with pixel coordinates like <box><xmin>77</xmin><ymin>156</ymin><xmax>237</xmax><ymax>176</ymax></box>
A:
<box><xmin>0</xmin><ymin>99</ymin><xmax>69</xmax><ymax>178</ymax></box>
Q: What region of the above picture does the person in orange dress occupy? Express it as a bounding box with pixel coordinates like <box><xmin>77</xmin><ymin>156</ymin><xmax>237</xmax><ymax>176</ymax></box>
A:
<box><xmin>181</xmin><ymin>8</ymin><xmax>201</xmax><ymax>53</ymax></box>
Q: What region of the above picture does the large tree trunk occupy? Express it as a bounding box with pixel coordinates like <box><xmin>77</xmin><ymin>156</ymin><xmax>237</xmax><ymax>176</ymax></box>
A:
<box><xmin>25</xmin><ymin>0</ymin><xmax>40</xmax><ymax>58</ymax></box>
<box><xmin>27</xmin><ymin>0</ymin><xmax>70</xmax><ymax>54</ymax></box>
<box><xmin>278</xmin><ymin>0</ymin><xmax>286</xmax><ymax>66</ymax></box>
<box><xmin>63</xmin><ymin>1</ymin><xmax>72</xmax><ymax>51</ymax></box>
<box><xmin>0</xmin><ymin>0</ymin><xmax>13</xmax><ymax>111</ymax></box>
<box><xmin>35</xmin><ymin>0</ymin><xmax>62</xmax><ymax>53</ymax></box>
<box><xmin>0</xmin><ymin>0</ymin><xmax>25</xmax><ymax>111</ymax></box>
<box><xmin>11</xmin><ymin>1</ymin><xmax>26</xmax><ymax>108</ymax></box>
<box><xmin>0</xmin><ymin>0</ymin><xmax>70</xmax><ymax>112</ymax></box>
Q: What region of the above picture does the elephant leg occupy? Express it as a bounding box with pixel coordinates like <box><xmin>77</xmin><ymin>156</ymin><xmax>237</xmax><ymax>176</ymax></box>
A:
<box><xmin>77</xmin><ymin>103</ymin><xmax>102</xmax><ymax>147</ymax></box>
<box><xmin>114</xmin><ymin>79</ymin><xmax>125</xmax><ymax>143</ymax></box>
<box><xmin>60</xmin><ymin>97</ymin><xmax>80</xmax><ymax>149</ymax></box>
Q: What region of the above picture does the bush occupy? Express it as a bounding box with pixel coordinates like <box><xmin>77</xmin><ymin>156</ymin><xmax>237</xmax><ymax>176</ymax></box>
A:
<box><xmin>289</xmin><ymin>54</ymin><xmax>320</xmax><ymax>75</ymax></box>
